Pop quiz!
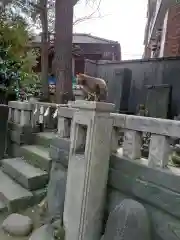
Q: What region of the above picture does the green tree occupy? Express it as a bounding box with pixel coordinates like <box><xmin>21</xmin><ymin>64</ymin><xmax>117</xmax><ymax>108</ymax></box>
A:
<box><xmin>0</xmin><ymin>5</ymin><xmax>39</xmax><ymax>100</ymax></box>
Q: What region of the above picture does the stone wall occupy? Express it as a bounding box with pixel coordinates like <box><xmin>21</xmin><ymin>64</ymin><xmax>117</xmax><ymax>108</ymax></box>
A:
<box><xmin>107</xmin><ymin>113</ymin><xmax>180</xmax><ymax>240</ymax></box>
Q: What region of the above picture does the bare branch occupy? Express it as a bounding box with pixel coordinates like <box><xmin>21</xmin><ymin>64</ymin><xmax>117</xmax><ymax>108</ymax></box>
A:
<box><xmin>73</xmin><ymin>0</ymin><xmax>102</xmax><ymax>26</ymax></box>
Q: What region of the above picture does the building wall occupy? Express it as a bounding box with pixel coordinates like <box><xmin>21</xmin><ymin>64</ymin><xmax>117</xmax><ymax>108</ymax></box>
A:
<box><xmin>163</xmin><ymin>4</ymin><xmax>180</xmax><ymax>57</ymax></box>
<box><xmin>144</xmin><ymin>45</ymin><xmax>152</xmax><ymax>58</ymax></box>
<box><xmin>77</xmin><ymin>43</ymin><xmax>121</xmax><ymax>61</ymax></box>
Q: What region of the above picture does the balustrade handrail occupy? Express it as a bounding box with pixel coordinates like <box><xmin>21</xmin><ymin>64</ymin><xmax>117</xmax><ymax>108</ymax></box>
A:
<box><xmin>111</xmin><ymin>113</ymin><xmax>180</xmax><ymax>138</ymax></box>
<box><xmin>8</xmin><ymin>101</ymin><xmax>32</xmax><ymax>111</ymax></box>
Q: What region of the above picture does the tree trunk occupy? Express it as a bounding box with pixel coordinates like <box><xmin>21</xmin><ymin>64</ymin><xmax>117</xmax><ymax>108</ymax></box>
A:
<box><xmin>54</xmin><ymin>0</ymin><xmax>74</xmax><ymax>104</ymax></box>
<box><xmin>40</xmin><ymin>0</ymin><xmax>49</xmax><ymax>102</ymax></box>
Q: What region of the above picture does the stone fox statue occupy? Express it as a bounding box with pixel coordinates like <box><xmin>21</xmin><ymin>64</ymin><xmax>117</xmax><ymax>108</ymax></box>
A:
<box><xmin>77</xmin><ymin>73</ymin><xmax>108</xmax><ymax>101</ymax></box>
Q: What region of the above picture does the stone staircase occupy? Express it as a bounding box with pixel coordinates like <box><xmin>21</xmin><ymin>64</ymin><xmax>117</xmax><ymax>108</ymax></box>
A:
<box><xmin>0</xmin><ymin>131</ymin><xmax>56</xmax><ymax>214</ymax></box>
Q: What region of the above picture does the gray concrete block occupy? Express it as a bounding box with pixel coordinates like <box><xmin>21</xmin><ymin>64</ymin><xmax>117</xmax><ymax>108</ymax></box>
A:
<box><xmin>1</xmin><ymin>158</ymin><xmax>48</xmax><ymax>190</ymax></box>
<box><xmin>20</xmin><ymin>145</ymin><xmax>52</xmax><ymax>173</ymax></box>
<box><xmin>0</xmin><ymin>170</ymin><xmax>33</xmax><ymax>212</ymax></box>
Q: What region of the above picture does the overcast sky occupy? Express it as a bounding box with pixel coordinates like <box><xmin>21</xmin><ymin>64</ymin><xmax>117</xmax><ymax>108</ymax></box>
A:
<box><xmin>74</xmin><ymin>0</ymin><xmax>148</xmax><ymax>60</ymax></box>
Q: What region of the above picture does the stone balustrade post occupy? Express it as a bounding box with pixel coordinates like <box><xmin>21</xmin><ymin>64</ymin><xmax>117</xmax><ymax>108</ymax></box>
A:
<box><xmin>63</xmin><ymin>100</ymin><xmax>114</xmax><ymax>240</ymax></box>
<box><xmin>57</xmin><ymin>106</ymin><xmax>74</xmax><ymax>138</ymax></box>
<box><xmin>8</xmin><ymin>101</ymin><xmax>33</xmax><ymax>126</ymax></box>
<box><xmin>123</xmin><ymin>130</ymin><xmax>142</xmax><ymax>159</ymax></box>
<box><xmin>148</xmin><ymin>134</ymin><xmax>170</xmax><ymax>168</ymax></box>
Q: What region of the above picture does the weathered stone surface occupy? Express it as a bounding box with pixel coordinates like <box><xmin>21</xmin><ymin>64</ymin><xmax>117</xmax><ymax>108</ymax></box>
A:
<box><xmin>29</xmin><ymin>224</ymin><xmax>54</xmax><ymax>240</ymax></box>
<box><xmin>112</xmin><ymin>113</ymin><xmax>180</xmax><ymax>138</ymax></box>
<box><xmin>49</xmin><ymin>147</ymin><xmax>69</xmax><ymax>168</ymax></box>
<box><xmin>103</xmin><ymin>199</ymin><xmax>150</xmax><ymax>240</ymax></box>
<box><xmin>20</xmin><ymin>145</ymin><xmax>52</xmax><ymax>172</ymax></box>
<box><xmin>148</xmin><ymin>134</ymin><xmax>170</xmax><ymax>168</ymax></box>
<box><xmin>123</xmin><ymin>130</ymin><xmax>142</xmax><ymax>159</ymax></box>
<box><xmin>110</xmin><ymin>154</ymin><xmax>180</xmax><ymax>192</ymax></box>
<box><xmin>64</xmin><ymin>100</ymin><xmax>114</xmax><ymax>240</ymax></box>
<box><xmin>50</xmin><ymin>137</ymin><xmax>70</xmax><ymax>152</ymax></box>
<box><xmin>109</xmin><ymin>155</ymin><xmax>180</xmax><ymax>219</ymax></box>
<box><xmin>0</xmin><ymin>170</ymin><xmax>32</xmax><ymax>212</ymax></box>
<box><xmin>8</xmin><ymin>122</ymin><xmax>38</xmax><ymax>134</ymax></box>
<box><xmin>2</xmin><ymin>214</ymin><xmax>33</xmax><ymax>236</ymax></box>
<box><xmin>125</xmin><ymin>115</ymin><xmax>180</xmax><ymax>138</ymax></box>
<box><xmin>9</xmin><ymin>101</ymin><xmax>32</xmax><ymax>111</ymax></box>
<box><xmin>58</xmin><ymin>106</ymin><xmax>74</xmax><ymax>118</ymax></box>
<box><xmin>9</xmin><ymin>130</ymin><xmax>35</xmax><ymax>145</ymax></box>
<box><xmin>49</xmin><ymin>137</ymin><xmax>70</xmax><ymax>167</ymax></box>
<box><xmin>1</xmin><ymin>158</ymin><xmax>48</xmax><ymax>190</ymax></box>
<box><xmin>35</xmin><ymin>132</ymin><xmax>55</xmax><ymax>148</ymax></box>
<box><xmin>58</xmin><ymin>117</ymin><xmax>70</xmax><ymax>138</ymax></box>
<box><xmin>111</xmin><ymin>113</ymin><xmax>126</xmax><ymax>128</ymax></box>
<box><xmin>107</xmin><ymin>189</ymin><xmax>180</xmax><ymax>240</ymax></box>
<box><xmin>47</xmin><ymin>162</ymin><xmax>67</xmax><ymax>222</ymax></box>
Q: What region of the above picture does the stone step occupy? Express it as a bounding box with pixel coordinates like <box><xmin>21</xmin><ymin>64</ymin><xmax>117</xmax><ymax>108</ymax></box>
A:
<box><xmin>1</xmin><ymin>158</ymin><xmax>48</xmax><ymax>191</ymax></box>
<box><xmin>0</xmin><ymin>170</ymin><xmax>33</xmax><ymax>212</ymax></box>
<box><xmin>20</xmin><ymin>145</ymin><xmax>52</xmax><ymax>173</ymax></box>
<box><xmin>35</xmin><ymin>131</ymin><xmax>56</xmax><ymax>148</ymax></box>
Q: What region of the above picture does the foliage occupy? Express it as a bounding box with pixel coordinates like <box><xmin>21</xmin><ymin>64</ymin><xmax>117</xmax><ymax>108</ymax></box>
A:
<box><xmin>0</xmin><ymin>5</ymin><xmax>40</xmax><ymax>99</ymax></box>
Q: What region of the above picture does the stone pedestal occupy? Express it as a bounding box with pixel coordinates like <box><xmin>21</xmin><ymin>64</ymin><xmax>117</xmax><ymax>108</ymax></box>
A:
<box><xmin>63</xmin><ymin>100</ymin><xmax>114</xmax><ymax>240</ymax></box>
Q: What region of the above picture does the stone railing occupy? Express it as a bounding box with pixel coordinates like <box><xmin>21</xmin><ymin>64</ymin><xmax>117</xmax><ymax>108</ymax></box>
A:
<box><xmin>32</xmin><ymin>102</ymin><xmax>61</xmax><ymax>130</ymax></box>
<box><xmin>8</xmin><ymin>101</ymin><xmax>74</xmax><ymax>132</ymax></box>
<box><xmin>57</xmin><ymin>104</ymin><xmax>75</xmax><ymax>138</ymax></box>
<box><xmin>8</xmin><ymin>101</ymin><xmax>33</xmax><ymax>126</ymax></box>
<box><xmin>49</xmin><ymin>104</ymin><xmax>75</xmax><ymax>169</ymax></box>
<box><xmin>111</xmin><ymin>113</ymin><xmax>180</xmax><ymax>168</ymax></box>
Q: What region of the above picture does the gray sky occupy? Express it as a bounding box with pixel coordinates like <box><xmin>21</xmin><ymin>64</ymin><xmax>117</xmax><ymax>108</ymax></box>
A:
<box><xmin>74</xmin><ymin>0</ymin><xmax>148</xmax><ymax>60</ymax></box>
